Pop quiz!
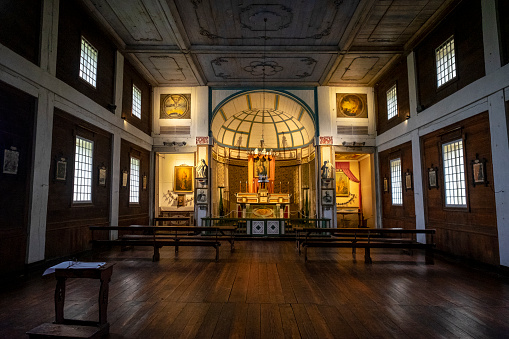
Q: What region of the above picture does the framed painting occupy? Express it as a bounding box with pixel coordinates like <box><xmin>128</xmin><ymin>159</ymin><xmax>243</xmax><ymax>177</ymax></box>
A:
<box><xmin>336</xmin><ymin>93</ymin><xmax>368</xmax><ymax>118</ymax></box>
<box><xmin>428</xmin><ymin>167</ymin><xmax>438</xmax><ymax>189</ymax></box>
<box><xmin>471</xmin><ymin>156</ymin><xmax>487</xmax><ymax>187</ymax></box>
<box><xmin>321</xmin><ymin>189</ymin><xmax>334</xmax><ymax>205</ymax></box>
<box><xmin>55</xmin><ymin>159</ymin><xmax>67</xmax><ymax>181</ymax></box>
<box><xmin>196</xmin><ymin>189</ymin><xmax>208</xmax><ymax>204</ymax></box>
<box><xmin>98</xmin><ymin>167</ymin><xmax>107</xmax><ymax>186</ymax></box>
<box><xmin>383</xmin><ymin>177</ymin><xmax>388</xmax><ymax>192</ymax></box>
<box><xmin>174</xmin><ymin>166</ymin><xmax>193</xmax><ymax>192</ymax></box>
<box><xmin>3</xmin><ymin>149</ymin><xmax>19</xmax><ymax>174</ymax></box>
<box><xmin>405</xmin><ymin>170</ymin><xmax>413</xmax><ymax>191</ymax></box>
<box><xmin>177</xmin><ymin>194</ymin><xmax>186</xmax><ymax>207</ymax></box>
<box><xmin>336</xmin><ymin>171</ymin><xmax>350</xmax><ymax>197</ymax></box>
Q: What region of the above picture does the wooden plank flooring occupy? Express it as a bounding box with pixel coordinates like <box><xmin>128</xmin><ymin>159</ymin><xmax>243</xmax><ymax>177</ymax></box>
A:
<box><xmin>2</xmin><ymin>241</ymin><xmax>509</xmax><ymax>338</ymax></box>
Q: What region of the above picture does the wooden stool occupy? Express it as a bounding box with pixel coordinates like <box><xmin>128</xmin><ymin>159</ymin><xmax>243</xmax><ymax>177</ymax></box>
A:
<box><xmin>27</xmin><ymin>263</ymin><xmax>114</xmax><ymax>338</ymax></box>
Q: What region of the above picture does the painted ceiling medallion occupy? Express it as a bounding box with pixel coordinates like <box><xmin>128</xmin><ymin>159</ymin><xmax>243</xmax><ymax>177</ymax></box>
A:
<box><xmin>160</xmin><ymin>94</ymin><xmax>191</xmax><ymax>119</ymax></box>
<box><xmin>240</xmin><ymin>5</ymin><xmax>292</xmax><ymax>31</ymax></box>
<box><xmin>244</xmin><ymin>60</ymin><xmax>283</xmax><ymax>77</ymax></box>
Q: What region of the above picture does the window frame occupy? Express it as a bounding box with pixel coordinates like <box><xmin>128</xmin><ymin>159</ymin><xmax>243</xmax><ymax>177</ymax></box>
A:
<box><xmin>79</xmin><ymin>36</ymin><xmax>99</xmax><ymax>88</ymax></box>
<box><xmin>72</xmin><ymin>135</ymin><xmax>94</xmax><ymax>204</ymax></box>
<box><xmin>132</xmin><ymin>84</ymin><xmax>142</xmax><ymax>119</ymax></box>
<box><xmin>129</xmin><ymin>156</ymin><xmax>141</xmax><ymax>205</ymax></box>
<box><xmin>386</xmin><ymin>83</ymin><xmax>398</xmax><ymax>120</ymax></box>
<box><xmin>441</xmin><ymin>137</ymin><xmax>468</xmax><ymax>209</ymax></box>
<box><xmin>389</xmin><ymin>157</ymin><xmax>403</xmax><ymax>206</ymax></box>
<box><xmin>435</xmin><ymin>35</ymin><xmax>457</xmax><ymax>89</ymax></box>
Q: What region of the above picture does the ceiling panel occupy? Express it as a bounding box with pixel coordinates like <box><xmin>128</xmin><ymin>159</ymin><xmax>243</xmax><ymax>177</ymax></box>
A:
<box><xmin>133</xmin><ymin>53</ymin><xmax>200</xmax><ymax>86</ymax></box>
<box><xmin>328</xmin><ymin>54</ymin><xmax>396</xmax><ymax>86</ymax></box>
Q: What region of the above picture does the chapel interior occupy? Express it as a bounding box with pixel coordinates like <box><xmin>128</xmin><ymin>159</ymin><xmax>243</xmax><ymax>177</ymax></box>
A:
<box><xmin>1</xmin><ymin>0</ymin><xmax>509</xmax><ymax>337</ymax></box>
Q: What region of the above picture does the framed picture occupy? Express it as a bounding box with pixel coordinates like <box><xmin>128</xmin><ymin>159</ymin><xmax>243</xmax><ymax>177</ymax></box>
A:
<box><xmin>3</xmin><ymin>148</ymin><xmax>19</xmax><ymax>175</ymax></box>
<box><xmin>383</xmin><ymin>177</ymin><xmax>388</xmax><ymax>192</ymax></box>
<box><xmin>405</xmin><ymin>170</ymin><xmax>413</xmax><ymax>191</ymax></box>
<box><xmin>471</xmin><ymin>157</ymin><xmax>487</xmax><ymax>186</ymax></box>
<box><xmin>55</xmin><ymin>159</ymin><xmax>67</xmax><ymax>181</ymax></box>
<box><xmin>174</xmin><ymin>166</ymin><xmax>193</xmax><ymax>192</ymax></box>
<box><xmin>98</xmin><ymin>167</ymin><xmax>107</xmax><ymax>186</ymax></box>
<box><xmin>196</xmin><ymin>189</ymin><xmax>208</xmax><ymax>204</ymax></box>
<box><xmin>122</xmin><ymin>171</ymin><xmax>128</xmax><ymax>187</ymax></box>
<box><xmin>428</xmin><ymin>167</ymin><xmax>438</xmax><ymax>189</ymax></box>
<box><xmin>336</xmin><ymin>171</ymin><xmax>350</xmax><ymax>197</ymax></box>
<box><xmin>177</xmin><ymin>194</ymin><xmax>186</xmax><ymax>207</ymax></box>
<box><xmin>321</xmin><ymin>189</ymin><xmax>334</xmax><ymax>205</ymax></box>
<box><xmin>142</xmin><ymin>175</ymin><xmax>147</xmax><ymax>190</ymax></box>
<box><xmin>336</xmin><ymin>93</ymin><xmax>368</xmax><ymax>118</ymax></box>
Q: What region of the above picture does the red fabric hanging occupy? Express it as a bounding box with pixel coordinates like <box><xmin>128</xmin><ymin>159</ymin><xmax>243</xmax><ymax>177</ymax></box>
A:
<box><xmin>335</xmin><ymin>162</ymin><xmax>360</xmax><ymax>183</ymax></box>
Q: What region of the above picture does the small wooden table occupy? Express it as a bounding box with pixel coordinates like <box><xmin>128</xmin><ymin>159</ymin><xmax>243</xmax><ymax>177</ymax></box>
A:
<box><xmin>27</xmin><ymin>262</ymin><xmax>114</xmax><ymax>338</ymax></box>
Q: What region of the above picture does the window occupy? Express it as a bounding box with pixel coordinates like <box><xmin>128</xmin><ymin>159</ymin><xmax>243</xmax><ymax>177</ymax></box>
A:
<box><xmin>73</xmin><ymin>136</ymin><xmax>94</xmax><ymax>202</ymax></box>
<box><xmin>132</xmin><ymin>85</ymin><xmax>142</xmax><ymax>119</ymax></box>
<box><xmin>442</xmin><ymin>140</ymin><xmax>466</xmax><ymax>207</ymax></box>
<box><xmin>390</xmin><ymin>158</ymin><xmax>402</xmax><ymax>205</ymax></box>
<box><xmin>435</xmin><ymin>36</ymin><xmax>456</xmax><ymax>87</ymax></box>
<box><xmin>386</xmin><ymin>84</ymin><xmax>398</xmax><ymax>120</ymax></box>
<box><xmin>79</xmin><ymin>37</ymin><xmax>98</xmax><ymax>87</ymax></box>
<box><xmin>130</xmin><ymin>157</ymin><xmax>140</xmax><ymax>204</ymax></box>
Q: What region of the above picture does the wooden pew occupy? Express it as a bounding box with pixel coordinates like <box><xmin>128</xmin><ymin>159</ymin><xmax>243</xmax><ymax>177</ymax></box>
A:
<box><xmin>295</xmin><ymin>227</ymin><xmax>435</xmax><ymax>264</ymax></box>
<box><xmin>89</xmin><ymin>225</ymin><xmax>236</xmax><ymax>261</ymax></box>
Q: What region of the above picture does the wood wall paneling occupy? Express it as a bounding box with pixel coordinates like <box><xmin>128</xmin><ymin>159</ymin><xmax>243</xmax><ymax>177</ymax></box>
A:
<box><xmin>421</xmin><ymin>111</ymin><xmax>498</xmax><ymax>265</ymax></box>
<box><xmin>0</xmin><ymin>0</ymin><xmax>41</xmax><ymax>65</ymax></box>
<box><xmin>118</xmin><ymin>139</ymin><xmax>150</xmax><ymax>226</ymax></box>
<box><xmin>46</xmin><ymin>109</ymin><xmax>112</xmax><ymax>259</ymax></box>
<box><xmin>0</xmin><ymin>80</ymin><xmax>36</xmax><ymax>275</ymax></box>
<box><xmin>375</xmin><ymin>57</ymin><xmax>410</xmax><ymax>135</ymax></box>
<box><xmin>56</xmin><ymin>0</ymin><xmax>116</xmax><ymax>110</ymax></box>
<box><xmin>415</xmin><ymin>0</ymin><xmax>485</xmax><ymax>110</ymax></box>
<box><xmin>122</xmin><ymin>59</ymin><xmax>152</xmax><ymax>135</ymax></box>
<box><xmin>379</xmin><ymin>141</ymin><xmax>415</xmax><ymax>230</ymax></box>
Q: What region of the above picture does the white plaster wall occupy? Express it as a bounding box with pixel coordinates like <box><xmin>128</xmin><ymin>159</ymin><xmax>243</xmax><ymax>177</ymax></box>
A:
<box><xmin>158</xmin><ymin>153</ymin><xmax>195</xmax><ymax>211</ymax></box>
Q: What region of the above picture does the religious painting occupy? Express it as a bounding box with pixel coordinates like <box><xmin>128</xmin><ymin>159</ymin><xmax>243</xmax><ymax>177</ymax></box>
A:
<box><xmin>122</xmin><ymin>171</ymin><xmax>128</xmax><ymax>187</ymax></box>
<box><xmin>177</xmin><ymin>194</ymin><xmax>186</xmax><ymax>207</ymax></box>
<box><xmin>3</xmin><ymin>148</ymin><xmax>19</xmax><ymax>174</ymax></box>
<box><xmin>55</xmin><ymin>159</ymin><xmax>66</xmax><ymax>181</ymax></box>
<box><xmin>142</xmin><ymin>175</ymin><xmax>147</xmax><ymax>190</ymax></box>
<box><xmin>336</xmin><ymin>93</ymin><xmax>368</xmax><ymax>118</ymax></box>
<box><xmin>174</xmin><ymin>166</ymin><xmax>193</xmax><ymax>192</ymax></box>
<box><xmin>160</xmin><ymin>94</ymin><xmax>191</xmax><ymax>119</ymax></box>
<box><xmin>428</xmin><ymin>167</ymin><xmax>438</xmax><ymax>189</ymax></box>
<box><xmin>196</xmin><ymin>189</ymin><xmax>208</xmax><ymax>204</ymax></box>
<box><xmin>383</xmin><ymin>177</ymin><xmax>388</xmax><ymax>192</ymax></box>
<box><xmin>471</xmin><ymin>157</ymin><xmax>487</xmax><ymax>186</ymax></box>
<box><xmin>98</xmin><ymin>167</ymin><xmax>107</xmax><ymax>186</ymax></box>
<box><xmin>336</xmin><ymin>171</ymin><xmax>350</xmax><ymax>197</ymax></box>
<box><xmin>321</xmin><ymin>189</ymin><xmax>334</xmax><ymax>205</ymax></box>
<box><xmin>405</xmin><ymin>171</ymin><xmax>413</xmax><ymax>191</ymax></box>
<box><xmin>254</xmin><ymin>158</ymin><xmax>268</xmax><ymax>178</ymax></box>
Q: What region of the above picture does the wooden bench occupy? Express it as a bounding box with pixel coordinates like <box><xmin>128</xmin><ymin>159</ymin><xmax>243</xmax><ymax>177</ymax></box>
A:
<box><xmin>295</xmin><ymin>227</ymin><xmax>435</xmax><ymax>264</ymax></box>
<box><xmin>89</xmin><ymin>225</ymin><xmax>236</xmax><ymax>262</ymax></box>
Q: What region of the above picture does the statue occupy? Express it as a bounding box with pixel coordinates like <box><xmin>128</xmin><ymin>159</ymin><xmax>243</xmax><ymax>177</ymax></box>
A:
<box><xmin>196</xmin><ymin>159</ymin><xmax>208</xmax><ymax>178</ymax></box>
<box><xmin>321</xmin><ymin>161</ymin><xmax>333</xmax><ymax>179</ymax></box>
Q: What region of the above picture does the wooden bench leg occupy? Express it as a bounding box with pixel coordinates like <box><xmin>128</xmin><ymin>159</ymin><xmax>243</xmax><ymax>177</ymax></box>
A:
<box><xmin>364</xmin><ymin>248</ymin><xmax>372</xmax><ymax>264</ymax></box>
<box><xmin>304</xmin><ymin>246</ymin><xmax>308</xmax><ymax>262</ymax></box>
<box><xmin>54</xmin><ymin>277</ymin><xmax>66</xmax><ymax>324</ymax></box>
<box><xmin>153</xmin><ymin>246</ymin><xmax>161</xmax><ymax>262</ymax></box>
<box><xmin>215</xmin><ymin>245</ymin><xmax>219</xmax><ymax>262</ymax></box>
<box><xmin>425</xmin><ymin>248</ymin><xmax>434</xmax><ymax>265</ymax></box>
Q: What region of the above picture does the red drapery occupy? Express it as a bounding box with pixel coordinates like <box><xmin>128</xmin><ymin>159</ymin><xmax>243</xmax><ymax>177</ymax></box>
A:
<box><xmin>335</xmin><ymin>162</ymin><xmax>360</xmax><ymax>183</ymax></box>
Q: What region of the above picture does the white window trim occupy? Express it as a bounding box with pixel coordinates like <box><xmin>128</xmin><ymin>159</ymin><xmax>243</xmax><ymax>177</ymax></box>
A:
<box><xmin>73</xmin><ymin>136</ymin><xmax>94</xmax><ymax>203</ymax></box>
<box><xmin>390</xmin><ymin>158</ymin><xmax>403</xmax><ymax>206</ymax></box>
<box><xmin>386</xmin><ymin>84</ymin><xmax>398</xmax><ymax>120</ymax></box>
<box><xmin>132</xmin><ymin>85</ymin><xmax>142</xmax><ymax>119</ymax></box>
<box><xmin>435</xmin><ymin>35</ymin><xmax>457</xmax><ymax>88</ymax></box>
<box><xmin>442</xmin><ymin>139</ymin><xmax>467</xmax><ymax>208</ymax></box>
<box><xmin>129</xmin><ymin>157</ymin><xmax>140</xmax><ymax>204</ymax></box>
<box><xmin>79</xmin><ymin>36</ymin><xmax>98</xmax><ymax>88</ymax></box>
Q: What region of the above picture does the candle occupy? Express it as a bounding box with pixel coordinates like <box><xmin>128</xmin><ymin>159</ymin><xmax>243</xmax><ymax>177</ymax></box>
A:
<box><xmin>240</xmin><ymin>181</ymin><xmax>241</xmax><ymax>192</ymax></box>
<box><xmin>280</xmin><ymin>181</ymin><xmax>282</xmax><ymax>193</ymax></box>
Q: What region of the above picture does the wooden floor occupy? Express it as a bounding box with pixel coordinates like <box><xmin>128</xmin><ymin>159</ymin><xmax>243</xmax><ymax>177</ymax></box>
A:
<box><xmin>2</xmin><ymin>241</ymin><xmax>509</xmax><ymax>338</ymax></box>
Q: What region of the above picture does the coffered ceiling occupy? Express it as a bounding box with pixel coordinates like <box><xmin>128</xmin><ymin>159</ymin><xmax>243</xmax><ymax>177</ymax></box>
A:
<box><xmin>84</xmin><ymin>0</ymin><xmax>457</xmax><ymax>88</ymax></box>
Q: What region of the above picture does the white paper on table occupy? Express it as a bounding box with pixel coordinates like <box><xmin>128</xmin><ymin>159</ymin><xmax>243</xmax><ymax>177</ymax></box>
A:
<box><xmin>43</xmin><ymin>261</ymin><xmax>106</xmax><ymax>276</ymax></box>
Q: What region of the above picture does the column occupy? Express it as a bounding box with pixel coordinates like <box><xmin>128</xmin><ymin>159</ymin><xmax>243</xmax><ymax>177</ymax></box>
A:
<box><xmin>411</xmin><ymin>130</ymin><xmax>426</xmax><ymax>243</ymax></box>
<box><xmin>488</xmin><ymin>91</ymin><xmax>509</xmax><ymax>267</ymax></box>
<box><xmin>40</xmin><ymin>0</ymin><xmax>59</xmax><ymax>76</ymax></box>
<box><xmin>27</xmin><ymin>90</ymin><xmax>54</xmax><ymax>263</ymax></box>
<box><xmin>481</xmin><ymin>0</ymin><xmax>501</xmax><ymax>75</ymax></box>
<box><xmin>109</xmin><ymin>133</ymin><xmax>121</xmax><ymax>239</ymax></box>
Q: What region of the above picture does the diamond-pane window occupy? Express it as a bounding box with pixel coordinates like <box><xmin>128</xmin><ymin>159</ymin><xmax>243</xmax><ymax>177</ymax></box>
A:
<box><xmin>436</xmin><ymin>36</ymin><xmax>456</xmax><ymax>87</ymax></box>
<box><xmin>73</xmin><ymin>136</ymin><xmax>94</xmax><ymax>202</ymax></box>
<box><xmin>442</xmin><ymin>140</ymin><xmax>466</xmax><ymax>207</ymax></box>
<box><xmin>132</xmin><ymin>85</ymin><xmax>141</xmax><ymax>119</ymax></box>
<box><xmin>79</xmin><ymin>37</ymin><xmax>98</xmax><ymax>87</ymax></box>
<box><xmin>390</xmin><ymin>158</ymin><xmax>402</xmax><ymax>205</ymax></box>
<box><xmin>130</xmin><ymin>157</ymin><xmax>140</xmax><ymax>204</ymax></box>
<box><xmin>386</xmin><ymin>84</ymin><xmax>398</xmax><ymax>120</ymax></box>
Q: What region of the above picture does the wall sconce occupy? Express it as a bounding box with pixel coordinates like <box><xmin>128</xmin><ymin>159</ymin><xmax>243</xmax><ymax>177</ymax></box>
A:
<box><xmin>405</xmin><ymin>113</ymin><xmax>410</xmax><ymax>120</ymax></box>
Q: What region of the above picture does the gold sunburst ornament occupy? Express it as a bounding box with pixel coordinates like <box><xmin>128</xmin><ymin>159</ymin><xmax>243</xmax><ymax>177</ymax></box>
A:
<box><xmin>160</xmin><ymin>94</ymin><xmax>191</xmax><ymax>119</ymax></box>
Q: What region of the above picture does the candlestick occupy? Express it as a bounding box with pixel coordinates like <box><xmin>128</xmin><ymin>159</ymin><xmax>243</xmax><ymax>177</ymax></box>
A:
<box><xmin>280</xmin><ymin>181</ymin><xmax>282</xmax><ymax>193</ymax></box>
